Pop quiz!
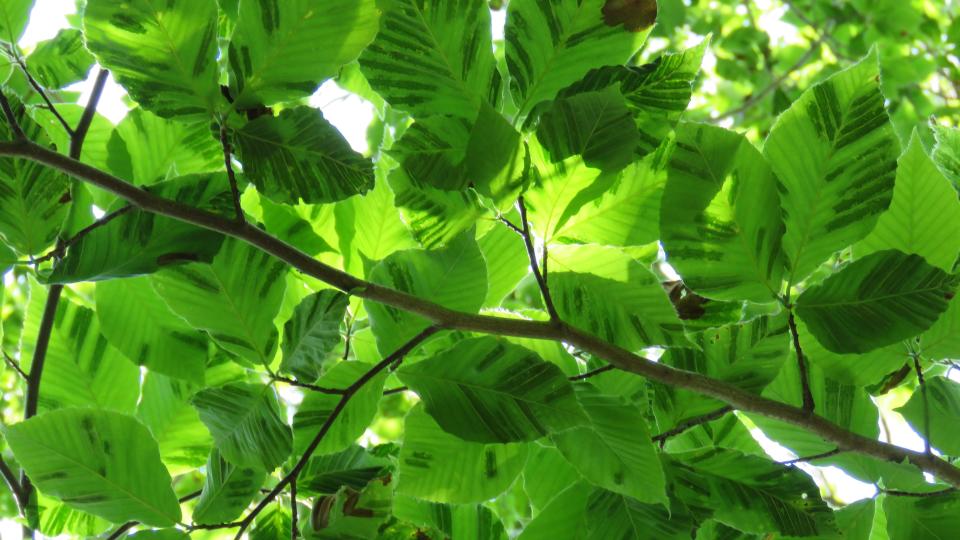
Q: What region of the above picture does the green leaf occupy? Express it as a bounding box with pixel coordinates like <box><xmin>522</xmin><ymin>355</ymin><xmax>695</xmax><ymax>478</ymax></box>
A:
<box><xmin>551</xmin><ymin>384</ymin><xmax>666</xmax><ymax>505</ymax></box>
<box><xmin>227</xmin><ymin>0</ymin><xmax>380</xmax><ymax>108</ymax></box>
<box><xmin>49</xmin><ymin>174</ymin><xmax>230</xmax><ymax>283</ymax></box>
<box><xmin>897</xmin><ymin>376</ymin><xmax>960</xmax><ymax>456</ymax></box>
<box><xmin>21</xmin><ymin>290</ymin><xmax>140</xmax><ymax>413</ymax></box>
<box><xmin>128</xmin><ymin>531</ymin><xmax>189</xmax><ymax>540</ymax></box>
<box><xmin>293</xmin><ymin>361</ymin><xmax>386</xmax><ymax>455</ymax></box>
<box><xmin>334</xmin><ymin>177</ymin><xmax>416</xmax><ymax>277</ymax></box>
<box><xmin>765</xmin><ymin>50</ymin><xmax>898</xmax><ymax>284</ymax></box>
<box><xmin>298</xmin><ymin>445</ymin><xmax>389</xmax><ymax>496</ymax></box>
<box><xmin>548</xmin><ymin>244</ymin><xmax>684</xmax><ymax>349</ymax></box>
<box><xmin>661</xmin><ymin>122</ymin><xmax>785</xmax><ymax>302</ymax></box>
<box><xmin>302</xmin><ymin>482</ymin><xmax>393</xmax><ymax>539</ymax></box>
<box><xmin>517</xmin><ymin>483</ymin><xmax>589</xmax><ymax>540</ymax></box>
<box><xmin>96</xmin><ymin>276</ymin><xmax>207</xmax><ymax>382</ymax></box>
<box><xmin>366</xmin><ymin>232</ymin><xmax>486</xmax><ymax>354</ymax></box>
<box><xmin>535</xmin><ymin>86</ymin><xmax>640</xmax><ymax>172</ymax></box>
<box><xmin>505</xmin><ymin>0</ymin><xmax>655</xmax><ymax>119</ymax></box>
<box><xmin>387</xmin><ymin>116</ymin><xmax>472</xmax><ymax>191</ymax></box>
<box><xmin>932</xmin><ymin>124</ymin><xmax>960</xmax><ymax>189</ymax></box>
<box><xmin>250</xmin><ymin>506</ymin><xmax>293</xmax><ymax>540</ymax></box>
<box><xmin>583</xmin><ymin>488</ymin><xmax>696</xmax><ymax>540</ymax></box>
<box><xmin>0</xmin><ymin>0</ymin><xmax>31</xmax><ymax>44</ymax></box>
<box><xmin>558</xmin><ymin>39</ymin><xmax>708</xmax><ymax>157</ymax></box>
<box><xmin>393</xmin><ymin>496</ymin><xmax>508</xmax><ymax>540</ymax></box>
<box><xmin>523</xmin><ymin>139</ymin><xmax>603</xmax><ymax>242</ymax></box>
<box><xmin>152</xmin><ymin>238</ymin><xmax>287</xmax><ymax>366</ymax></box>
<box><xmin>83</xmin><ymin>0</ymin><xmax>219</xmax><ymax>118</ymax></box>
<box><xmin>397</xmin><ymin>336</ymin><xmax>586</xmax><ymax>443</ymax></box>
<box><xmin>856</xmin><ymin>132</ymin><xmax>960</xmax><ymax>272</ymax></box>
<box><xmin>137</xmin><ymin>373</ymin><xmax>213</xmax><ymax>475</ymax></box>
<box><xmin>234</xmin><ymin>107</ymin><xmax>374</xmax><ymax>204</ymax></box>
<box><xmin>281</xmin><ymin>290</ymin><xmax>348</xmax><ymax>382</ymax></box>
<box><xmin>522</xmin><ymin>445</ymin><xmax>582</xmax><ymax>511</ymax></box>
<box><xmin>193</xmin><ymin>448</ymin><xmax>265</xmax><ymax>525</ymax></box>
<box><xmin>37</xmin><ymin>495</ymin><xmax>111</xmax><ymax>538</ymax></box>
<box><xmin>25</xmin><ymin>29</ymin><xmax>94</xmax><ymax>89</ymax></box>
<box><xmin>389</xmin><ymin>170</ymin><xmax>487</xmax><ymax>249</ymax></box>
<box><xmin>550</xmin><ymin>148</ymin><xmax>667</xmax><ymax>246</ymax></box>
<box><xmin>884</xmin><ymin>492</ymin><xmax>960</xmax><ymax>540</ymax></box>
<box><xmin>0</xmin><ymin>100</ymin><xmax>69</xmax><ymax>255</ymax></box>
<box><xmin>670</xmin><ymin>448</ymin><xmax>836</xmax><ymax>536</ymax></box>
<box><xmin>796</xmin><ymin>250</ymin><xmax>958</xmax><ymax>354</ymax></box>
<box><xmin>4</xmin><ymin>408</ymin><xmax>181</xmax><ymax>527</ymax></box>
<box><xmin>192</xmin><ymin>382</ymin><xmax>293</xmax><ymax>471</ymax></box>
<box><xmin>31</xmin><ymin>105</ymin><xmax>115</xmax><ymax>180</ymax></box>
<box><xmin>398</xmin><ymin>404</ymin><xmax>527</xmax><ymax>503</ymax></box>
<box><xmin>358</xmin><ymin>0</ymin><xmax>498</xmax><ymax>119</ymax></box>
<box><xmin>921</xmin><ymin>294</ymin><xmax>960</xmax><ymax>361</ymax></box>
<box><xmin>109</xmin><ymin>108</ymin><xmax>223</xmax><ymax>186</ymax></box>
<box><xmin>478</xmin><ymin>221</ymin><xmax>530</xmax><ymax>307</ymax></box>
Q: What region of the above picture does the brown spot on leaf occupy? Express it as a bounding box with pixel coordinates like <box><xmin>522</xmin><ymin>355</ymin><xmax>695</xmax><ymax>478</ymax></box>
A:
<box><xmin>602</xmin><ymin>0</ymin><xmax>658</xmax><ymax>32</ymax></box>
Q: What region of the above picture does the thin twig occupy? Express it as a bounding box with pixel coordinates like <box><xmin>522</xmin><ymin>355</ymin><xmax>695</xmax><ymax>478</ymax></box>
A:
<box><xmin>779</xmin><ymin>448</ymin><xmax>841</xmax><ymax>465</ymax></box>
<box><xmin>104</xmin><ymin>521</ymin><xmax>136</xmax><ymax>540</ymax></box>
<box><xmin>913</xmin><ymin>354</ymin><xmax>932</xmax><ymax>455</ymax></box>
<box><xmin>383</xmin><ymin>386</ymin><xmax>408</xmax><ymax>395</ymax></box>
<box><xmin>272</xmin><ymin>375</ymin><xmax>346</xmax><ymax>395</ymax></box>
<box><xmin>14</xmin><ymin>57</ymin><xmax>73</xmax><ymax>136</ymax></box>
<box><xmin>219</xmin><ymin>121</ymin><xmax>245</xmax><ymax>223</ymax></box>
<box><xmin>190</xmin><ymin>521</ymin><xmax>243</xmax><ymax>531</ymax></box>
<box><xmin>34</xmin><ymin>205</ymin><xmax>133</xmax><ymax>264</ymax></box>
<box><xmin>342</xmin><ymin>313</ymin><xmax>354</xmax><ymax>361</ymax></box>
<box><xmin>290</xmin><ymin>477</ymin><xmax>298</xmax><ymax>540</ymax></box>
<box><xmin>780</xmin><ymin>0</ymin><xmax>851</xmax><ymax>60</ymax></box>
<box><xmin>234</xmin><ymin>327</ymin><xmax>440</xmax><ymax>538</ymax></box>
<box><xmin>0</xmin><ymin>91</ymin><xmax>25</xmax><ymax>140</ymax></box>
<box><xmin>2</xmin><ymin>350</ymin><xmax>27</xmax><ymax>380</ymax></box>
<box><xmin>652</xmin><ymin>406</ymin><xmax>734</xmax><ymax>444</ymax></box>
<box><xmin>497</xmin><ymin>215</ymin><xmax>524</xmax><ymax>236</ymax></box>
<box><xmin>517</xmin><ymin>197</ymin><xmax>559</xmax><ymax>321</ymax></box>
<box><xmin>788</xmin><ymin>310</ymin><xmax>815</xmax><ymax>413</ymax></box>
<box><xmin>569</xmin><ymin>364</ymin><xmax>615</xmax><ymax>382</ymax></box>
<box><xmin>0</xmin><ymin>456</ymin><xmax>26</xmax><ymax>514</ymax></box>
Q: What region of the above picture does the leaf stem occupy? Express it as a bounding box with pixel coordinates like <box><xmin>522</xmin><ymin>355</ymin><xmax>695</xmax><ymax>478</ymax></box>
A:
<box><xmin>516</xmin><ymin>197</ymin><xmax>559</xmax><ymax>321</ymax></box>
<box><xmin>913</xmin><ymin>353</ymin><xmax>933</xmax><ymax>455</ymax></box>
<box><xmin>12</xmin><ymin>55</ymin><xmax>74</xmax><ymax>137</ymax></box>
<box><xmin>219</xmin><ymin>121</ymin><xmax>245</xmax><ymax>223</ymax></box>
<box><xmin>779</xmin><ymin>448</ymin><xmax>841</xmax><ymax>465</ymax></box>
<box><xmin>651</xmin><ymin>406</ymin><xmax>734</xmax><ymax>445</ymax></box>
<box><xmin>788</xmin><ymin>310</ymin><xmax>815</xmax><ymax>413</ymax></box>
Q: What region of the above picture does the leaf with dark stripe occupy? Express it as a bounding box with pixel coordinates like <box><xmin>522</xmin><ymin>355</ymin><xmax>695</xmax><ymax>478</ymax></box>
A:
<box><xmin>292</xmin><ymin>361</ymin><xmax>386</xmax><ymax>456</ymax></box>
<box><xmin>97</xmin><ymin>276</ymin><xmax>207</xmax><ymax>382</ymax></box>
<box><xmin>359</xmin><ymin>0</ymin><xmax>499</xmax><ymax>119</ymax></box>
<box><xmin>932</xmin><ymin>124</ymin><xmax>960</xmax><ymax>189</ymax></box>
<box><xmin>668</xmin><ymin>448</ymin><xmax>836</xmax><ymax>537</ymax></box>
<box><xmin>193</xmin><ymin>448</ymin><xmax>266</xmax><ymax>525</ymax></box>
<box><xmin>298</xmin><ymin>445</ymin><xmax>389</xmax><ymax>496</ymax></box>
<box><xmin>235</xmin><ymin>107</ymin><xmax>374</xmax><ymax>204</ymax></box>
<box><xmin>898</xmin><ymin>376</ymin><xmax>960</xmax><ymax>456</ymax></box>
<box><xmin>559</xmin><ymin>39</ymin><xmax>708</xmax><ymax>157</ymax></box>
<box><xmin>552</xmin><ymin>384</ymin><xmax>666</xmax><ymax>505</ymax></box>
<box><xmin>25</xmin><ymin>29</ymin><xmax>94</xmax><ymax>89</ymax></box>
<box><xmin>582</xmin><ymin>488</ymin><xmax>696</xmax><ymax>540</ymax></box>
<box><xmin>4</xmin><ymin>408</ymin><xmax>182</xmax><ymax>527</ymax></box>
<box><xmin>0</xmin><ymin>99</ymin><xmax>69</xmax><ymax>255</ymax></box>
<box><xmin>366</xmin><ymin>231</ymin><xmax>486</xmax><ymax>353</ymax></box>
<box><xmin>855</xmin><ymin>132</ymin><xmax>960</xmax><ymax>272</ymax></box>
<box><xmin>280</xmin><ymin>290</ymin><xmax>348</xmax><ymax>382</ymax></box>
<box><xmin>536</xmin><ymin>86</ymin><xmax>640</xmax><ymax>172</ymax></box>
<box><xmin>764</xmin><ymin>50</ymin><xmax>898</xmax><ymax>284</ymax></box>
<box><xmin>398</xmin><ymin>405</ymin><xmax>528</xmax><ymax>503</ymax></box>
<box><xmin>796</xmin><ymin>250</ymin><xmax>958</xmax><ymax>354</ymax></box>
<box><xmin>49</xmin><ymin>174</ymin><xmax>230</xmax><ymax>283</ymax></box>
<box><xmin>227</xmin><ymin>0</ymin><xmax>379</xmax><ymax>108</ymax></box>
<box><xmin>505</xmin><ymin>0</ymin><xmax>652</xmax><ymax>121</ymax></box>
<box><xmin>192</xmin><ymin>383</ymin><xmax>293</xmax><ymax>471</ymax></box>
<box><xmin>395</xmin><ymin>496</ymin><xmax>508</xmax><ymax>540</ymax></box>
<box><xmin>397</xmin><ymin>337</ymin><xmax>587</xmax><ymax>443</ymax></box>
<box><xmin>152</xmin><ymin>238</ymin><xmax>287</xmax><ymax>366</ymax></box>
<box><xmin>661</xmin><ymin>123</ymin><xmax>785</xmax><ymax>302</ymax></box>
<box><xmin>83</xmin><ymin>0</ymin><xmax>219</xmax><ymax>118</ymax></box>
<box><xmin>548</xmin><ymin>244</ymin><xmax>684</xmax><ymax>350</ymax></box>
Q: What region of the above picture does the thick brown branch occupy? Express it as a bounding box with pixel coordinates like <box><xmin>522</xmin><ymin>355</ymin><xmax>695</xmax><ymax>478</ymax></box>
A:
<box><xmin>234</xmin><ymin>327</ymin><xmax>440</xmax><ymax>538</ymax></box>
<box><xmin>4</xmin><ymin>140</ymin><xmax>960</xmax><ymax>489</ymax></box>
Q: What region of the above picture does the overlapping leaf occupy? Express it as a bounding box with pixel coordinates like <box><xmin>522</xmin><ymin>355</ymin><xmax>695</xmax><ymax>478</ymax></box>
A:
<box><xmin>193</xmin><ymin>449</ymin><xmax>265</xmax><ymax>525</ymax></box>
<box><xmin>280</xmin><ymin>290</ymin><xmax>348</xmax><ymax>382</ymax></box>
<box><xmin>137</xmin><ymin>374</ymin><xmax>213</xmax><ymax>475</ymax></box>
<box><xmin>4</xmin><ymin>409</ymin><xmax>181</xmax><ymax>527</ymax></box>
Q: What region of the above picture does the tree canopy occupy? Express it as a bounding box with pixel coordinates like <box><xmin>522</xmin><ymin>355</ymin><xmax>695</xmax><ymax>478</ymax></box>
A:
<box><xmin>0</xmin><ymin>0</ymin><xmax>959</xmax><ymax>538</ymax></box>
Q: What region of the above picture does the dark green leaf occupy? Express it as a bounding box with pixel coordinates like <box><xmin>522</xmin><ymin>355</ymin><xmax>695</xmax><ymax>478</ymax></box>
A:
<box><xmin>280</xmin><ymin>290</ymin><xmax>348</xmax><ymax>382</ymax></box>
<box><xmin>193</xmin><ymin>448</ymin><xmax>265</xmax><ymax>525</ymax></box>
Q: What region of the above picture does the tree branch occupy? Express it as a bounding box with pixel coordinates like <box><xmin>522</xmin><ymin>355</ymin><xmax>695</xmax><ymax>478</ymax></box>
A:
<box><xmin>651</xmin><ymin>406</ymin><xmax>734</xmax><ymax>445</ymax></box>
<box><xmin>913</xmin><ymin>353</ymin><xmax>932</xmax><ymax>455</ymax></box>
<box><xmin>11</xmin><ymin>55</ymin><xmax>73</xmax><ymax>137</ymax></box>
<box><xmin>69</xmin><ymin>69</ymin><xmax>108</xmax><ymax>159</ymax></box>
<box><xmin>34</xmin><ymin>205</ymin><xmax>133</xmax><ymax>265</ymax></box>
<box><xmin>272</xmin><ymin>375</ymin><xmax>346</xmax><ymax>395</ymax></box>
<box><xmin>779</xmin><ymin>448</ymin><xmax>841</xmax><ymax>465</ymax></box>
<box><xmin>788</xmin><ymin>310</ymin><xmax>815</xmax><ymax>413</ymax></box>
<box><xmin>516</xmin><ymin>197</ymin><xmax>559</xmax><ymax>321</ymax></box>
<box><xmin>0</xmin><ymin>91</ymin><xmax>25</xmax><ymax>140</ymax></box>
<box><xmin>2</xmin><ymin>350</ymin><xmax>27</xmax><ymax>380</ymax></box>
<box><xmin>235</xmin><ymin>326</ymin><xmax>440</xmax><ymax>538</ymax></box>
<box><xmin>0</xmin><ymin>454</ymin><xmax>26</xmax><ymax>514</ymax></box>
<box><xmin>569</xmin><ymin>364</ymin><xmax>616</xmax><ymax>382</ymax></box>
<box><xmin>4</xmin><ymin>140</ymin><xmax>960</xmax><ymax>488</ymax></box>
